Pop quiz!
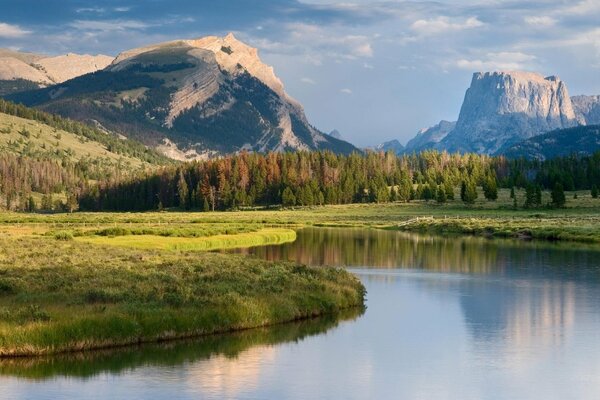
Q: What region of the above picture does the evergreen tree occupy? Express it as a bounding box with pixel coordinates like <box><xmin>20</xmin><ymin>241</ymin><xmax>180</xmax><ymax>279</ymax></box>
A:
<box><xmin>436</xmin><ymin>185</ymin><xmax>447</xmax><ymax>203</ymax></box>
<box><xmin>483</xmin><ymin>175</ymin><xmax>498</xmax><ymax>201</ymax></box>
<box><xmin>461</xmin><ymin>180</ymin><xmax>477</xmax><ymax>204</ymax></box>
<box><xmin>176</xmin><ymin>170</ymin><xmax>189</xmax><ymax>209</ymax></box>
<box><xmin>282</xmin><ymin>187</ymin><xmax>296</xmax><ymax>207</ymax></box>
<box><xmin>444</xmin><ymin>182</ymin><xmax>455</xmax><ymax>200</ymax></box>
<box><xmin>203</xmin><ymin>197</ymin><xmax>210</xmax><ymax>212</ymax></box>
<box><xmin>510</xmin><ymin>186</ymin><xmax>515</xmax><ymax>199</ymax></box>
<box><xmin>551</xmin><ymin>183</ymin><xmax>566</xmax><ymax>208</ymax></box>
<box><xmin>592</xmin><ymin>185</ymin><xmax>599</xmax><ymax>199</ymax></box>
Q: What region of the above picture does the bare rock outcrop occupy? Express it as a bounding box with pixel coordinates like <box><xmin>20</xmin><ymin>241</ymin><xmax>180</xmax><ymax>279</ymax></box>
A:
<box><xmin>572</xmin><ymin>95</ymin><xmax>600</xmax><ymax>126</ymax></box>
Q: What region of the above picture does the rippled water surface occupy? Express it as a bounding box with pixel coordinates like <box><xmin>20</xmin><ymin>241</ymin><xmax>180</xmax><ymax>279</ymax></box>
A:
<box><xmin>3</xmin><ymin>228</ymin><xmax>600</xmax><ymax>399</ymax></box>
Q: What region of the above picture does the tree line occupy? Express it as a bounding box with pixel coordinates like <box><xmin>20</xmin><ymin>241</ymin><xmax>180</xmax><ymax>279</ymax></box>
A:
<box><xmin>77</xmin><ymin>150</ymin><xmax>600</xmax><ymax>212</ymax></box>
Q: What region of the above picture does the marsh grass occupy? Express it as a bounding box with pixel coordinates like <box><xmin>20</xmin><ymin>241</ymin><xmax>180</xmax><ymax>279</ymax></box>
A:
<box><xmin>75</xmin><ymin>228</ymin><xmax>297</xmax><ymax>251</ymax></box>
<box><xmin>0</xmin><ymin>238</ymin><xmax>364</xmax><ymax>356</ymax></box>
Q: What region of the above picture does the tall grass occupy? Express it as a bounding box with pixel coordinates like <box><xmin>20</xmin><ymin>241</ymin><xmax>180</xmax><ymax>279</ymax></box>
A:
<box><xmin>0</xmin><ymin>238</ymin><xmax>365</xmax><ymax>356</ymax></box>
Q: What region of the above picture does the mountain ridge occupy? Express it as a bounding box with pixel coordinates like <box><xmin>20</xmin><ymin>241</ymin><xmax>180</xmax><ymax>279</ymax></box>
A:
<box><xmin>3</xmin><ymin>34</ymin><xmax>357</xmax><ymax>159</ymax></box>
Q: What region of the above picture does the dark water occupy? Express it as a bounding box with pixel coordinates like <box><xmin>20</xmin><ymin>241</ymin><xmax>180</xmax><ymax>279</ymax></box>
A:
<box><xmin>3</xmin><ymin>228</ymin><xmax>600</xmax><ymax>399</ymax></box>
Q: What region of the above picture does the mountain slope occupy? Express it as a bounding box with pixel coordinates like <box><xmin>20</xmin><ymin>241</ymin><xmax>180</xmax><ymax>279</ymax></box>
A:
<box><xmin>502</xmin><ymin>125</ymin><xmax>600</xmax><ymax>160</ymax></box>
<box><xmin>438</xmin><ymin>71</ymin><xmax>579</xmax><ymax>154</ymax></box>
<box><xmin>0</xmin><ymin>99</ymin><xmax>169</xmax><ymax>168</ymax></box>
<box><xmin>6</xmin><ymin>34</ymin><xmax>357</xmax><ymax>158</ymax></box>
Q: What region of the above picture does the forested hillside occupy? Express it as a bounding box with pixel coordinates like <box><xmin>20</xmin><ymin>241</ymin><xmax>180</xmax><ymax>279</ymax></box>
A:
<box><xmin>0</xmin><ymin>100</ymin><xmax>170</xmax><ymax>211</ymax></box>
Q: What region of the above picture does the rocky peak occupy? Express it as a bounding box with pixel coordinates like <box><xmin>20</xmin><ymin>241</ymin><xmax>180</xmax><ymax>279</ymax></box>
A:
<box><xmin>440</xmin><ymin>71</ymin><xmax>579</xmax><ymax>154</ymax></box>
<box><xmin>405</xmin><ymin>120</ymin><xmax>456</xmax><ymax>152</ymax></box>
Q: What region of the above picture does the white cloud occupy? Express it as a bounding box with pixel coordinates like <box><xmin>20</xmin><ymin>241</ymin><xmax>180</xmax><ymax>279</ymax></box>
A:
<box><xmin>70</xmin><ymin>19</ymin><xmax>150</xmax><ymax>32</ymax></box>
<box><xmin>340</xmin><ymin>88</ymin><xmax>352</xmax><ymax>94</ymax></box>
<box><xmin>76</xmin><ymin>7</ymin><xmax>105</xmax><ymax>14</ymax></box>
<box><xmin>301</xmin><ymin>77</ymin><xmax>316</xmax><ymax>84</ymax></box>
<box><xmin>0</xmin><ymin>22</ymin><xmax>30</xmax><ymax>38</ymax></box>
<box><xmin>454</xmin><ymin>52</ymin><xmax>537</xmax><ymax>71</ymax></box>
<box><xmin>524</xmin><ymin>16</ymin><xmax>557</xmax><ymax>27</ymax></box>
<box><xmin>410</xmin><ymin>16</ymin><xmax>484</xmax><ymax>36</ymax></box>
<box><xmin>114</xmin><ymin>7</ymin><xmax>131</xmax><ymax>12</ymax></box>
<box><xmin>286</xmin><ymin>23</ymin><xmax>374</xmax><ymax>59</ymax></box>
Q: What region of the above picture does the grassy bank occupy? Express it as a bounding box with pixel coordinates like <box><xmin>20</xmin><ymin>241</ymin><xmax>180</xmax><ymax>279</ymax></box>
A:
<box><xmin>0</xmin><ymin>238</ymin><xmax>365</xmax><ymax>357</ymax></box>
<box><xmin>75</xmin><ymin>228</ymin><xmax>297</xmax><ymax>251</ymax></box>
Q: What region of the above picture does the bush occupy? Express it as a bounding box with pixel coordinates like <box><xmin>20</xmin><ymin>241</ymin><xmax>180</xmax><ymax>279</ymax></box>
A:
<box><xmin>54</xmin><ymin>231</ymin><xmax>74</xmax><ymax>241</ymax></box>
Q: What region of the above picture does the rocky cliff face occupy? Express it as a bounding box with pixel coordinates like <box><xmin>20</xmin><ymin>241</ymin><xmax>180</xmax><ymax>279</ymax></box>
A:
<box><xmin>0</xmin><ymin>49</ymin><xmax>113</xmax><ymax>86</ymax></box>
<box><xmin>404</xmin><ymin>120</ymin><xmax>456</xmax><ymax>153</ymax></box>
<box><xmin>440</xmin><ymin>71</ymin><xmax>579</xmax><ymax>154</ymax></box>
<box><xmin>7</xmin><ymin>34</ymin><xmax>356</xmax><ymax>158</ymax></box>
<box><xmin>572</xmin><ymin>95</ymin><xmax>600</xmax><ymax>126</ymax></box>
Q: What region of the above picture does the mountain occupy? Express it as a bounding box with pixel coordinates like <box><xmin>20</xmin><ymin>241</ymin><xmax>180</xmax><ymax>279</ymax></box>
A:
<box><xmin>572</xmin><ymin>95</ymin><xmax>600</xmax><ymax>125</ymax></box>
<box><xmin>6</xmin><ymin>34</ymin><xmax>356</xmax><ymax>159</ymax></box>
<box><xmin>0</xmin><ymin>49</ymin><xmax>112</xmax><ymax>95</ymax></box>
<box><xmin>436</xmin><ymin>71</ymin><xmax>579</xmax><ymax>154</ymax></box>
<box><xmin>503</xmin><ymin>125</ymin><xmax>600</xmax><ymax>160</ymax></box>
<box><xmin>404</xmin><ymin>120</ymin><xmax>456</xmax><ymax>153</ymax></box>
<box><xmin>328</xmin><ymin>129</ymin><xmax>342</xmax><ymax>140</ymax></box>
<box><xmin>374</xmin><ymin>139</ymin><xmax>404</xmax><ymax>154</ymax></box>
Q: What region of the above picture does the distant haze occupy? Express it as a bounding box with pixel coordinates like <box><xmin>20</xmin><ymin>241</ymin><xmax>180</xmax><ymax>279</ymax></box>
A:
<box><xmin>0</xmin><ymin>0</ymin><xmax>598</xmax><ymax>146</ymax></box>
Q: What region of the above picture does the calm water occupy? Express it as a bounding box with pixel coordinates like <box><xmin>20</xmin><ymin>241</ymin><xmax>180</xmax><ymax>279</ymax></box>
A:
<box><xmin>3</xmin><ymin>228</ymin><xmax>600</xmax><ymax>399</ymax></box>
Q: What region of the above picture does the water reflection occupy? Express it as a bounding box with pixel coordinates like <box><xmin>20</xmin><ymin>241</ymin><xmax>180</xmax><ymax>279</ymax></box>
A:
<box><xmin>0</xmin><ymin>309</ymin><xmax>363</xmax><ymax>381</ymax></box>
<box><xmin>235</xmin><ymin>227</ymin><xmax>600</xmax><ymax>281</ymax></box>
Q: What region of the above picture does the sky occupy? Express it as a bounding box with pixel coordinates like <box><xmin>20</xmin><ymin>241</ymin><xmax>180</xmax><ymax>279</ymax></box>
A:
<box><xmin>0</xmin><ymin>0</ymin><xmax>599</xmax><ymax>147</ymax></box>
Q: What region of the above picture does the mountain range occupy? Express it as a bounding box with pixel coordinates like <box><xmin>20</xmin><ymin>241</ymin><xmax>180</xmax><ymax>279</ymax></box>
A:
<box><xmin>0</xmin><ymin>34</ymin><xmax>356</xmax><ymax>159</ymax></box>
<box><xmin>382</xmin><ymin>71</ymin><xmax>600</xmax><ymax>159</ymax></box>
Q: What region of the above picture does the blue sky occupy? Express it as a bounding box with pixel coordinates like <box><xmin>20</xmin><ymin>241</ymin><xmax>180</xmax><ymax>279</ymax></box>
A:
<box><xmin>1</xmin><ymin>0</ymin><xmax>599</xmax><ymax>147</ymax></box>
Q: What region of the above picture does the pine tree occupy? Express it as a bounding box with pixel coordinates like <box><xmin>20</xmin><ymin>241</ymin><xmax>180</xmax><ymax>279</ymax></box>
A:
<box><xmin>551</xmin><ymin>183</ymin><xmax>566</xmax><ymax>208</ymax></box>
<box><xmin>436</xmin><ymin>185</ymin><xmax>447</xmax><ymax>203</ymax></box>
<box><xmin>444</xmin><ymin>182</ymin><xmax>454</xmax><ymax>200</ymax></box>
<box><xmin>461</xmin><ymin>180</ymin><xmax>477</xmax><ymax>204</ymax></box>
<box><xmin>203</xmin><ymin>197</ymin><xmax>210</xmax><ymax>212</ymax></box>
<box><xmin>592</xmin><ymin>185</ymin><xmax>599</xmax><ymax>199</ymax></box>
<box><xmin>176</xmin><ymin>170</ymin><xmax>189</xmax><ymax>209</ymax></box>
<box><xmin>282</xmin><ymin>187</ymin><xmax>296</xmax><ymax>207</ymax></box>
<box><xmin>510</xmin><ymin>186</ymin><xmax>515</xmax><ymax>199</ymax></box>
<box><xmin>483</xmin><ymin>175</ymin><xmax>498</xmax><ymax>201</ymax></box>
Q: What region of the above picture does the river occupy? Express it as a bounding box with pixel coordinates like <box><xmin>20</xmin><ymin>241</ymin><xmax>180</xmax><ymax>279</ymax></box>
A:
<box><xmin>3</xmin><ymin>227</ymin><xmax>600</xmax><ymax>399</ymax></box>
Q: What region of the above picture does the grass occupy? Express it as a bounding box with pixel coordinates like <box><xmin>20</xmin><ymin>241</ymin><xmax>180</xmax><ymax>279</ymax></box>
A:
<box><xmin>76</xmin><ymin>228</ymin><xmax>297</xmax><ymax>251</ymax></box>
<box><xmin>0</xmin><ymin>237</ymin><xmax>365</xmax><ymax>357</ymax></box>
<box><xmin>2</xmin><ymin>188</ymin><xmax>599</xmax><ymax>243</ymax></box>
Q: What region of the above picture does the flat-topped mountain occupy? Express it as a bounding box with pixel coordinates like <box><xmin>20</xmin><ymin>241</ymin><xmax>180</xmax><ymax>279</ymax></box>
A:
<box><xmin>439</xmin><ymin>71</ymin><xmax>578</xmax><ymax>154</ymax></box>
<box><xmin>6</xmin><ymin>34</ymin><xmax>356</xmax><ymax>159</ymax></box>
